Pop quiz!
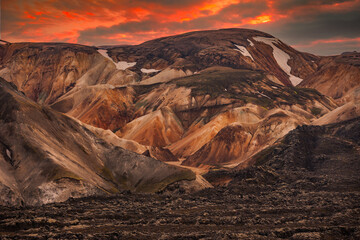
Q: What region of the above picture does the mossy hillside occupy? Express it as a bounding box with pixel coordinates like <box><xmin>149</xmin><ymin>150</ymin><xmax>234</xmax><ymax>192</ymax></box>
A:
<box><xmin>134</xmin><ymin>99</ymin><xmax>148</xmax><ymax>111</ymax></box>
<box><xmin>132</xmin><ymin>83</ymin><xmax>162</xmax><ymax>97</ymax></box>
<box><xmin>173</xmin><ymin>69</ymin><xmax>263</xmax><ymax>98</ymax></box>
<box><xmin>47</xmin><ymin>166</ymin><xmax>83</xmax><ymax>182</ymax></box>
<box><xmin>311</xmin><ymin>107</ymin><xmax>322</xmax><ymax>116</ymax></box>
<box><xmin>171</xmin><ymin>69</ymin><xmax>328</xmax><ymax>109</ymax></box>
<box><xmin>252</xmin><ymin>145</ymin><xmax>280</xmax><ymax>167</ymax></box>
<box><xmin>99</xmin><ymin>167</ymin><xmax>124</xmax><ymax>193</ymax></box>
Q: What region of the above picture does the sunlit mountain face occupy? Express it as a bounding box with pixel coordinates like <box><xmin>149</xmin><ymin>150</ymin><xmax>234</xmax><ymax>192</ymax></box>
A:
<box><xmin>2</xmin><ymin>0</ymin><xmax>360</xmax><ymax>55</ymax></box>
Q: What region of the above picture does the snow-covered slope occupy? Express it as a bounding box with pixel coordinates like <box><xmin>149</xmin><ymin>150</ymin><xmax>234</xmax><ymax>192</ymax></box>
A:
<box><xmin>141</xmin><ymin>68</ymin><xmax>161</xmax><ymax>73</ymax></box>
<box><xmin>234</xmin><ymin>44</ymin><xmax>254</xmax><ymax>61</ymax></box>
<box><xmin>253</xmin><ymin>36</ymin><xmax>303</xmax><ymax>86</ymax></box>
<box><xmin>98</xmin><ymin>49</ymin><xmax>136</xmax><ymax>70</ymax></box>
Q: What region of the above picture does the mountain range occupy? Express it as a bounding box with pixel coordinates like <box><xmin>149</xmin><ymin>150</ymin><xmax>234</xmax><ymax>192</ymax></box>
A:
<box><xmin>0</xmin><ymin>28</ymin><xmax>359</xmax><ymax>206</ymax></box>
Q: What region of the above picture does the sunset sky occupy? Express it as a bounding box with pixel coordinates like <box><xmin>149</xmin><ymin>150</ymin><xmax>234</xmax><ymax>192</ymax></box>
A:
<box><xmin>2</xmin><ymin>0</ymin><xmax>360</xmax><ymax>55</ymax></box>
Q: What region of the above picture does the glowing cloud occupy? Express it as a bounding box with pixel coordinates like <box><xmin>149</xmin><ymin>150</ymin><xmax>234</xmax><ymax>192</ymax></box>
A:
<box><xmin>249</xmin><ymin>15</ymin><xmax>271</xmax><ymax>24</ymax></box>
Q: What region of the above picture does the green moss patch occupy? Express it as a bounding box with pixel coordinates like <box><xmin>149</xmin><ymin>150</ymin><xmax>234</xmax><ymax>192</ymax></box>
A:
<box><xmin>48</xmin><ymin>167</ymin><xmax>83</xmax><ymax>182</ymax></box>
<box><xmin>252</xmin><ymin>145</ymin><xmax>279</xmax><ymax>166</ymax></box>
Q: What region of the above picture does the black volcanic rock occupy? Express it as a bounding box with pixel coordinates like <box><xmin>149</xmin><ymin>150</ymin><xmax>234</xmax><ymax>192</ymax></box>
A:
<box><xmin>0</xmin><ymin>177</ymin><xmax>359</xmax><ymax>239</ymax></box>
<box><xmin>215</xmin><ymin>117</ymin><xmax>360</xmax><ymax>191</ymax></box>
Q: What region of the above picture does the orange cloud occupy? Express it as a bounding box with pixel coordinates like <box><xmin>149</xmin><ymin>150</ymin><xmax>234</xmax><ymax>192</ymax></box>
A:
<box><xmin>248</xmin><ymin>15</ymin><xmax>271</xmax><ymax>24</ymax></box>
<box><xmin>201</xmin><ymin>0</ymin><xmax>240</xmax><ymax>12</ymax></box>
<box><xmin>62</xmin><ymin>11</ymin><xmax>85</xmax><ymax>20</ymax></box>
<box><xmin>24</xmin><ymin>11</ymin><xmax>36</xmax><ymax>20</ymax></box>
<box><xmin>294</xmin><ymin>37</ymin><xmax>360</xmax><ymax>48</ymax></box>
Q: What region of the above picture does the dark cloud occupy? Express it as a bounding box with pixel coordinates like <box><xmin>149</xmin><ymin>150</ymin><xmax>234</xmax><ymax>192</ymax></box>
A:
<box><xmin>136</xmin><ymin>0</ymin><xmax>205</xmax><ymax>7</ymax></box>
<box><xmin>273</xmin><ymin>0</ymin><xmax>355</xmax><ymax>10</ymax></box>
<box><xmin>78</xmin><ymin>1</ymin><xmax>269</xmax><ymax>44</ymax></box>
<box><xmin>51</xmin><ymin>0</ymin><xmax>206</xmax><ymax>11</ymax></box>
<box><xmin>294</xmin><ymin>40</ymin><xmax>360</xmax><ymax>55</ymax></box>
<box><xmin>200</xmin><ymin>10</ymin><xmax>212</xmax><ymax>15</ymax></box>
<box><xmin>216</xmin><ymin>1</ymin><xmax>269</xmax><ymax>19</ymax></box>
<box><xmin>256</xmin><ymin>4</ymin><xmax>360</xmax><ymax>44</ymax></box>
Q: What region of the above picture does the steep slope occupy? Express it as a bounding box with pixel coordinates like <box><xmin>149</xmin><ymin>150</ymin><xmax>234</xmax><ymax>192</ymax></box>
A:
<box><xmin>0</xmin><ymin>43</ymin><xmax>139</xmax><ymax>104</ymax></box>
<box><xmin>0</xmin><ymin>78</ymin><xmax>195</xmax><ymax>206</ymax></box>
<box><xmin>134</xmin><ymin>67</ymin><xmax>335</xmax><ymax>127</ymax></box>
<box><xmin>122</xmin><ymin>68</ymin><xmax>335</xmax><ymax>166</ymax></box>
<box><xmin>312</xmin><ymin>93</ymin><xmax>360</xmax><ymax>125</ymax></box>
<box><xmin>86</xmin><ymin>123</ymin><xmax>178</xmax><ymax>162</ymax></box>
<box><xmin>169</xmin><ymin>104</ymin><xmax>263</xmax><ymax>158</ymax></box>
<box><xmin>182</xmin><ymin>109</ymin><xmax>308</xmax><ymax>168</ymax></box>
<box><xmin>300</xmin><ymin>51</ymin><xmax>360</xmax><ymax>104</ymax></box>
<box><xmin>50</xmin><ymin>85</ymin><xmax>136</xmax><ymax>130</ymax></box>
<box><xmin>116</xmin><ymin>107</ymin><xmax>184</xmax><ymax>147</ymax></box>
<box><xmin>299</xmin><ymin>52</ymin><xmax>360</xmax><ymax>125</ymax></box>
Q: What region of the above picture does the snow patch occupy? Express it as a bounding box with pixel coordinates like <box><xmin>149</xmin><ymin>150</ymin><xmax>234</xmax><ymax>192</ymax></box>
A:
<box><xmin>247</xmin><ymin>39</ymin><xmax>255</xmax><ymax>47</ymax></box>
<box><xmin>97</xmin><ymin>49</ymin><xmax>136</xmax><ymax>70</ymax></box>
<box><xmin>253</xmin><ymin>36</ymin><xmax>303</xmax><ymax>86</ymax></box>
<box><xmin>234</xmin><ymin>44</ymin><xmax>254</xmax><ymax>61</ymax></box>
<box><xmin>6</xmin><ymin>149</ymin><xmax>11</xmax><ymax>159</ymax></box>
<box><xmin>141</xmin><ymin>68</ymin><xmax>160</xmax><ymax>74</ymax></box>
<box><xmin>256</xmin><ymin>91</ymin><xmax>271</xmax><ymax>100</ymax></box>
<box><xmin>139</xmin><ymin>68</ymin><xmax>191</xmax><ymax>85</ymax></box>
<box><xmin>116</xmin><ymin>61</ymin><xmax>137</xmax><ymax>70</ymax></box>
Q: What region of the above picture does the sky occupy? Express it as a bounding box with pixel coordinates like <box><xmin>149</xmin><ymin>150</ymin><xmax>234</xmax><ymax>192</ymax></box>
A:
<box><xmin>1</xmin><ymin>0</ymin><xmax>360</xmax><ymax>55</ymax></box>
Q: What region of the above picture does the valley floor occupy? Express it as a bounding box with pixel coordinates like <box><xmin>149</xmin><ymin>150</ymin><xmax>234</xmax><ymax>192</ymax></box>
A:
<box><xmin>1</xmin><ymin>185</ymin><xmax>359</xmax><ymax>239</ymax></box>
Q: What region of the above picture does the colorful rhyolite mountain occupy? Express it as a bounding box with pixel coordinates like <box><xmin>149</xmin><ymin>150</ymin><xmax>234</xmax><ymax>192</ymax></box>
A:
<box><xmin>0</xmin><ymin>78</ymin><xmax>198</xmax><ymax>206</ymax></box>
<box><xmin>0</xmin><ymin>29</ymin><xmax>359</xmax><ymax>206</ymax></box>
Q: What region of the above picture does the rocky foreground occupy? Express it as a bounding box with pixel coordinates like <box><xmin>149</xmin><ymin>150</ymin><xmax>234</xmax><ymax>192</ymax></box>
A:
<box><xmin>0</xmin><ymin>185</ymin><xmax>359</xmax><ymax>239</ymax></box>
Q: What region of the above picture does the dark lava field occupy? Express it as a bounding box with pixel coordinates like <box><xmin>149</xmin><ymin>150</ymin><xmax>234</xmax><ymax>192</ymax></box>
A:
<box><xmin>1</xmin><ymin>185</ymin><xmax>359</xmax><ymax>240</ymax></box>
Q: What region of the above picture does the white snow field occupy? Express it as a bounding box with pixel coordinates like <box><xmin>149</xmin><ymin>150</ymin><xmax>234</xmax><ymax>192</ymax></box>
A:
<box><xmin>141</xmin><ymin>68</ymin><xmax>161</xmax><ymax>73</ymax></box>
<box><xmin>97</xmin><ymin>49</ymin><xmax>136</xmax><ymax>70</ymax></box>
<box><xmin>247</xmin><ymin>39</ymin><xmax>255</xmax><ymax>46</ymax></box>
<box><xmin>234</xmin><ymin>44</ymin><xmax>254</xmax><ymax>61</ymax></box>
<box><xmin>253</xmin><ymin>37</ymin><xmax>303</xmax><ymax>86</ymax></box>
